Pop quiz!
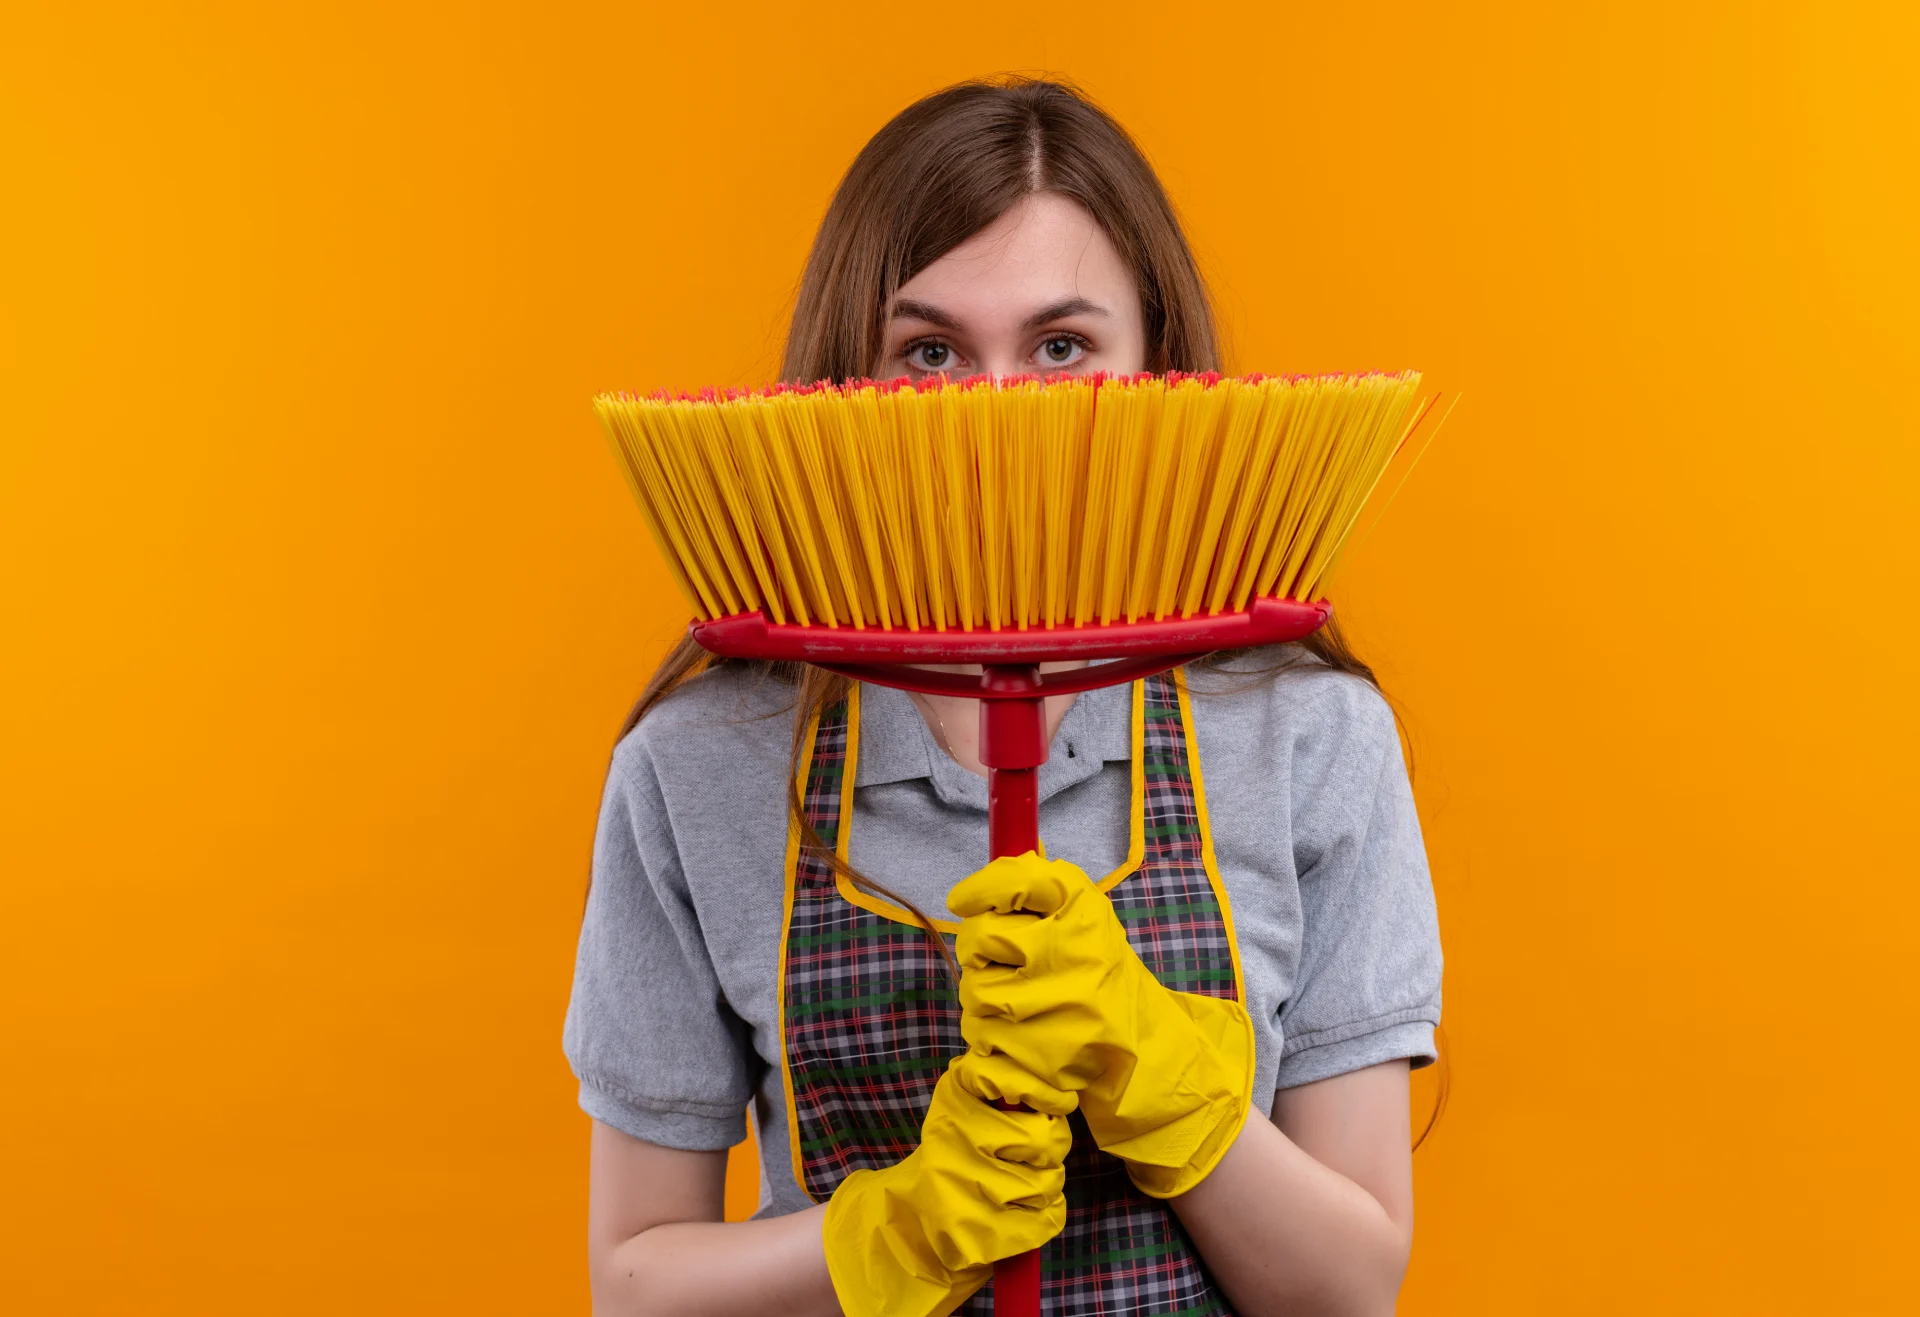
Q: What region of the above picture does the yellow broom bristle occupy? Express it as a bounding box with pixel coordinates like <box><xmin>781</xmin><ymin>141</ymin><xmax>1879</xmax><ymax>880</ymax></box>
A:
<box><xmin>594</xmin><ymin>371</ymin><xmax>1427</xmax><ymax>631</ymax></box>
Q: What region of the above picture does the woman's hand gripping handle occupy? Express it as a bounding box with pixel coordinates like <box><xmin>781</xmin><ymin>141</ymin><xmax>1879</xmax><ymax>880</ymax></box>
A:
<box><xmin>952</xmin><ymin>852</ymin><xmax>1256</xmax><ymax>1199</ymax></box>
<box><xmin>820</xmin><ymin>1053</ymin><xmax>1073</xmax><ymax>1317</ymax></box>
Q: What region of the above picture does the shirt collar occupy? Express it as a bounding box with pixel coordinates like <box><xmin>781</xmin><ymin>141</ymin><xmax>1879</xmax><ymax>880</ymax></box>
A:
<box><xmin>854</xmin><ymin>677</ymin><xmax>1133</xmax><ymax>809</ymax></box>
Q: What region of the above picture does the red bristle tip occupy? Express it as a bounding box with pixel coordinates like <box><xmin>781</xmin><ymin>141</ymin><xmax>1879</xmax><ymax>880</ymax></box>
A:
<box><xmin>612</xmin><ymin>368</ymin><xmax>1415</xmax><ymax>407</ymax></box>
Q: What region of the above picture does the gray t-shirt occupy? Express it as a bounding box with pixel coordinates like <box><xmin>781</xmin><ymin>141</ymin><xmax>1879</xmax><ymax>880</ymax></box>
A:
<box><xmin>562</xmin><ymin>649</ymin><xmax>1441</xmax><ymax>1219</ymax></box>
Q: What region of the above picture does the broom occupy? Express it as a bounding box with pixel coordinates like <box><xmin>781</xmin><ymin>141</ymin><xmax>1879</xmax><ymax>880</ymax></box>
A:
<box><xmin>595</xmin><ymin>369</ymin><xmax>1439</xmax><ymax>1315</ymax></box>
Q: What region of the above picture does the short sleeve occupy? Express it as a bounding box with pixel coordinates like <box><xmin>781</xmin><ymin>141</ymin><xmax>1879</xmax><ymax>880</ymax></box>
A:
<box><xmin>560</xmin><ymin>735</ymin><xmax>755</xmax><ymax>1149</ymax></box>
<box><xmin>1275</xmin><ymin>675</ymin><xmax>1442</xmax><ymax>1088</ymax></box>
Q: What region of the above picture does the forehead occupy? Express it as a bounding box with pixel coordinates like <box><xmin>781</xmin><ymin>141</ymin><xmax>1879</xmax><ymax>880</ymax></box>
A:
<box><xmin>892</xmin><ymin>194</ymin><xmax>1132</xmax><ymax>316</ymax></box>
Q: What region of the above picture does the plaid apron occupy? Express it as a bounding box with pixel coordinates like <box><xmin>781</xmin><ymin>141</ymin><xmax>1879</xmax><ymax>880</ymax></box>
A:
<box><xmin>777</xmin><ymin>668</ymin><xmax>1244</xmax><ymax>1316</ymax></box>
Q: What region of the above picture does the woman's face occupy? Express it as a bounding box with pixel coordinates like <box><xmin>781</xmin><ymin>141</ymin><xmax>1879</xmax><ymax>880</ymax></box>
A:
<box><xmin>881</xmin><ymin>193</ymin><xmax>1148</xmax><ymax>381</ymax></box>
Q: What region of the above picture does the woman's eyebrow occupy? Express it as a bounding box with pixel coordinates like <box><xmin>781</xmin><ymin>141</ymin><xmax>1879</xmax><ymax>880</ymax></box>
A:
<box><xmin>889</xmin><ymin>298</ymin><xmax>963</xmax><ymax>330</ymax></box>
<box><xmin>1022</xmin><ymin>297</ymin><xmax>1108</xmax><ymax>329</ymax></box>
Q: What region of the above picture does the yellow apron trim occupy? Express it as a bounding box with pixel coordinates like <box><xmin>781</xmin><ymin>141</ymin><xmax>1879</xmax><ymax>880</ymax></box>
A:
<box><xmin>831</xmin><ymin>885</ymin><xmax>963</xmax><ymax>935</ymax></box>
<box><xmin>830</xmin><ymin>687</ymin><xmax>972</xmax><ymax>933</ymax></box>
<box><xmin>829</xmin><ymin>684</ymin><xmax>969</xmax><ymax>931</ymax></box>
<box><xmin>1093</xmin><ymin>675</ymin><xmax>1151</xmax><ymax>895</ymax></box>
<box><xmin>826</xmin><ymin>681</ymin><xmax>1150</xmax><ymax>927</ymax></box>
<box><xmin>775</xmin><ymin>700</ymin><xmax>825</xmax><ymax>1204</ymax></box>
<box><xmin>1173</xmin><ymin>666</ymin><xmax>1248</xmax><ymax>1003</ymax></box>
<box><xmin>777</xmin><ymin>671</ymin><xmax>1239</xmax><ymax>1203</ymax></box>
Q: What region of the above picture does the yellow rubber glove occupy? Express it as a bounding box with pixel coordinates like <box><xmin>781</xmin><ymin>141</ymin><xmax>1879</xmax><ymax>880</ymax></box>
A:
<box><xmin>951</xmin><ymin>851</ymin><xmax>1255</xmax><ymax>1199</ymax></box>
<box><xmin>821</xmin><ymin>1050</ymin><xmax>1074</xmax><ymax>1317</ymax></box>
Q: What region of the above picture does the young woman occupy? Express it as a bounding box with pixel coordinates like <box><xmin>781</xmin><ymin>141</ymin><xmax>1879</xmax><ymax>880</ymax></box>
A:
<box><xmin>563</xmin><ymin>78</ymin><xmax>1442</xmax><ymax>1317</ymax></box>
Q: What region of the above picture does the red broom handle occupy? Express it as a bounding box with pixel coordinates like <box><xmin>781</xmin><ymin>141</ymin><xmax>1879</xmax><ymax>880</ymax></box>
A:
<box><xmin>979</xmin><ymin>666</ymin><xmax>1047</xmax><ymax>1317</ymax></box>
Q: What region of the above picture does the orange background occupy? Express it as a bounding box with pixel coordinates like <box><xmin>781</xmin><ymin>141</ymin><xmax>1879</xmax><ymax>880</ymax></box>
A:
<box><xmin>4</xmin><ymin>2</ymin><xmax>1916</xmax><ymax>1312</ymax></box>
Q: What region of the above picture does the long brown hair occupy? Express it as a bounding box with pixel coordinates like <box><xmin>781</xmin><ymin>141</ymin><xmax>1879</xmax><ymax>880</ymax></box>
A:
<box><xmin>614</xmin><ymin>75</ymin><xmax>1391</xmax><ymax>991</ymax></box>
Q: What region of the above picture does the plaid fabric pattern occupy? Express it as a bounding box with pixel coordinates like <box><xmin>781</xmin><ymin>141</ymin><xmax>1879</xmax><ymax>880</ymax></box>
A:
<box><xmin>782</xmin><ymin>673</ymin><xmax>1237</xmax><ymax>1315</ymax></box>
<box><xmin>784</xmin><ymin>699</ymin><xmax>963</xmax><ymax>1197</ymax></box>
<box><xmin>1104</xmin><ymin>672</ymin><xmax>1240</xmax><ymax>1003</ymax></box>
<box><xmin>1036</xmin><ymin>1119</ymin><xmax>1233</xmax><ymax>1317</ymax></box>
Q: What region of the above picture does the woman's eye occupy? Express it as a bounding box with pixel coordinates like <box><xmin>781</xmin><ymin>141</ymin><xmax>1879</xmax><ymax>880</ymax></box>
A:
<box><xmin>907</xmin><ymin>341</ymin><xmax>953</xmax><ymax>371</ymax></box>
<box><xmin>1037</xmin><ymin>335</ymin><xmax>1086</xmax><ymax>367</ymax></box>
